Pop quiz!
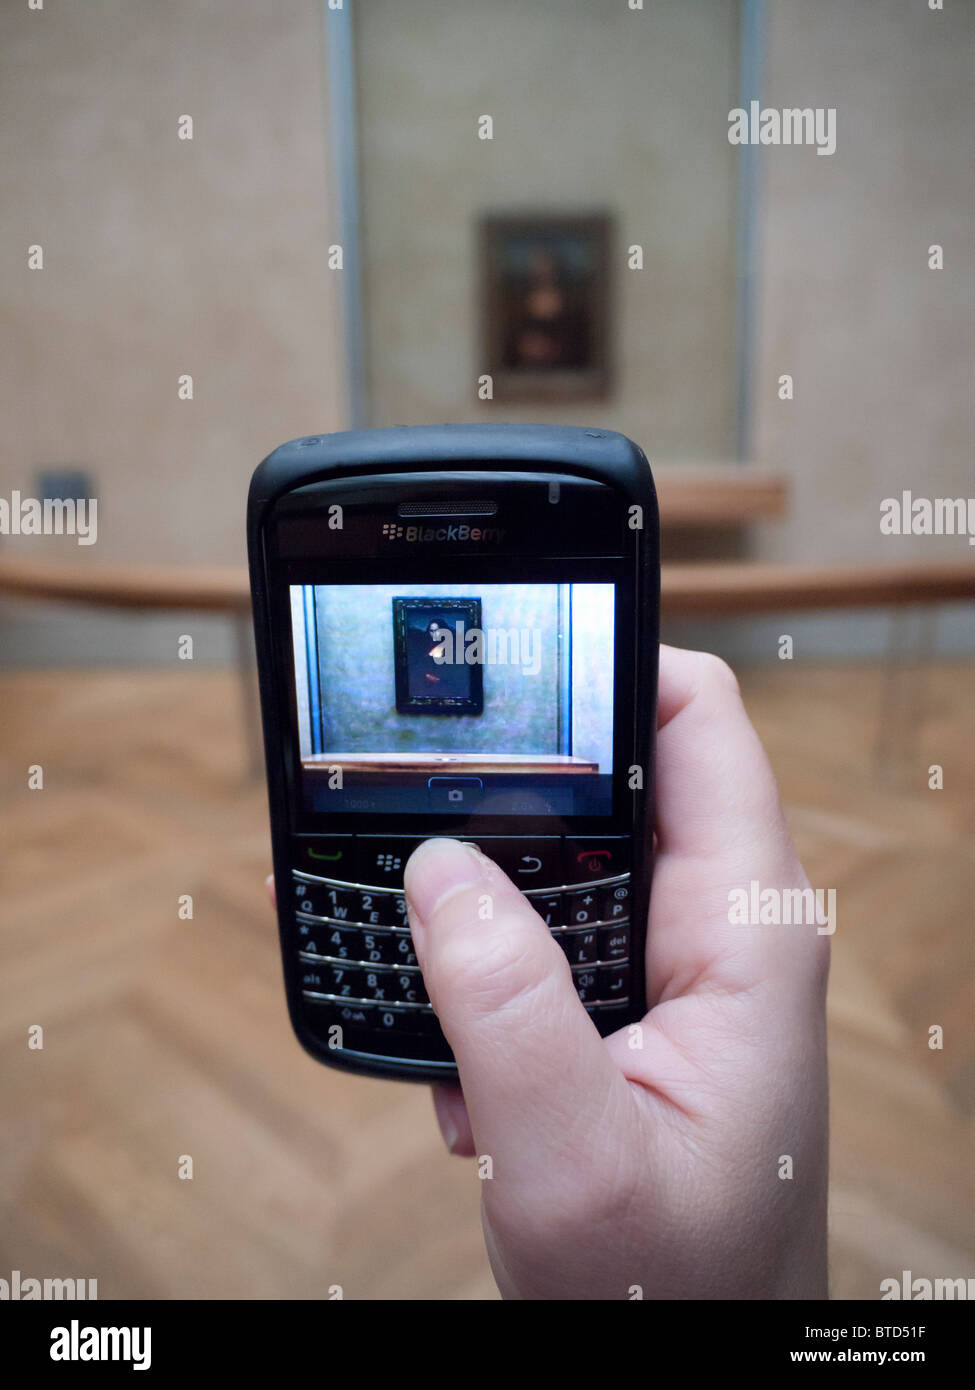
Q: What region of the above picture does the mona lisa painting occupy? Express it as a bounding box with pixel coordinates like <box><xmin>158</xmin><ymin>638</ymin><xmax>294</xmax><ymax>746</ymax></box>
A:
<box><xmin>480</xmin><ymin>213</ymin><xmax>612</xmax><ymax>401</ymax></box>
<box><xmin>392</xmin><ymin>597</ymin><xmax>484</xmax><ymax>715</ymax></box>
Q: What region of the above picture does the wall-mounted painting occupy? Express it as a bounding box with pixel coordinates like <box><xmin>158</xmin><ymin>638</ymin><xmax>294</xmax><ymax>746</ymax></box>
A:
<box><xmin>392</xmin><ymin>597</ymin><xmax>484</xmax><ymax>715</ymax></box>
<box><xmin>479</xmin><ymin>213</ymin><xmax>612</xmax><ymax>401</ymax></box>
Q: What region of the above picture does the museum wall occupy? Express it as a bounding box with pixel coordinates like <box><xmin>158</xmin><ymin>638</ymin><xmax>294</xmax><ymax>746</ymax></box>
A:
<box><xmin>355</xmin><ymin>0</ymin><xmax>741</xmax><ymax>463</ymax></box>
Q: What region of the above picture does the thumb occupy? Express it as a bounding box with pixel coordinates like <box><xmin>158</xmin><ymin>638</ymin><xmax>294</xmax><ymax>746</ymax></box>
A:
<box><xmin>403</xmin><ymin>838</ymin><xmax>631</xmax><ymax>1165</ymax></box>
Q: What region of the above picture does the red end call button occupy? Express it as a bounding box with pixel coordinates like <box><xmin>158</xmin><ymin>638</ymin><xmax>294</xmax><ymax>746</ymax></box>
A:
<box><xmin>563</xmin><ymin>838</ymin><xmax>630</xmax><ymax>884</ymax></box>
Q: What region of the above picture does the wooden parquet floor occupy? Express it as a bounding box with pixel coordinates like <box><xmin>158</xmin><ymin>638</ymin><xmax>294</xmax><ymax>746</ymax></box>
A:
<box><xmin>0</xmin><ymin>662</ymin><xmax>972</xmax><ymax>1300</ymax></box>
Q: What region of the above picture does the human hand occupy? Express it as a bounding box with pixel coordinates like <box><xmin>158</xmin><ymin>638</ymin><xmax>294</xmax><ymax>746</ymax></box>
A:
<box><xmin>404</xmin><ymin>644</ymin><xmax>830</xmax><ymax>1300</ymax></box>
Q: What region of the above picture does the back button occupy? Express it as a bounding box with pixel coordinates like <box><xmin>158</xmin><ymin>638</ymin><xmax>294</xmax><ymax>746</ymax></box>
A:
<box><xmin>456</xmin><ymin>837</ymin><xmax>561</xmax><ymax>889</ymax></box>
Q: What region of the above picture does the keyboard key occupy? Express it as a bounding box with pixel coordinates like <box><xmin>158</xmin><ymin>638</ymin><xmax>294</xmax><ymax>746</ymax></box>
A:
<box><xmin>336</xmin><ymin>1003</ymin><xmax>373</xmax><ymax>1029</ymax></box>
<box><xmin>358</xmin><ymin>931</ymin><xmax>394</xmax><ymax>965</ymax></box>
<box><xmin>295</xmin><ymin>921</ymin><xmax>329</xmax><ymax>954</ymax></box>
<box><xmin>376</xmin><ymin>1007</ymin><xmax>415</xmax><ymax>1034</ymax></box>
<box><xmin>388</xmin><ymin>893</ymin><xmax>410</xmax><ymax>928</ymax></box>
<box><xmin>311</xmin><ymin>925</ymin><xmax>356</xmax><ymax>960</ymax></box>
<box><xmin>299</xmin><ymin>965</ymin><xmax>330</xmax><ymax>993</ymax></box>
<box><xmin>599</xmin><ymin>879</ymin><xmax>630</xmax><ymax>920</ymax></box>
<box><xmin>560</xmin><ymin>929</ymin><xmax>599</xmax><ymax>965</ymax></box>
<box><xmin>319</xmin><ymin>963</ymin><xmax>365</xmax><ymax>999</ymax></box>
<box><xmin>529</xmin><ymin>893</ymin><xmax>563</xmax><ymax>928</ymax></box>
<box><xmin>413</xmin><ymin>1009</ymin><xmax>443</xmax><ymax>1037</ymax></box>
<box><xmin>294</xmin><ymin>878</ymin><xmax>357</xmax><ymax>921</ymax></box>
<box><xmin>360</xmin><ymin>969</ymin><xmax>394</xmax><ymax>1004</ymax></box>
<box><xmin>598</xmin><ymin>963</ymin><xmax>630</xmax><ymax>999</ymax></box>
<box><xmin>320</xmin><ymin>885</ymin><xmax>357</xmax><ymax>921</ymax></box>
<box><xmin>572</xmin><ymin>968</ymin><xmax>599</xmax><ymax>1003</ymax></box>
<box><xmin>391</xmin><ymin>934</ymin><xmax>419</xmax><ymax>967</ymax></box>
<box><xmin>563</xmin><ymin>838</ymin><xmax>630</xmax><ymax>884</ymax></box>
<box><xmin>349</xmin><ymin>892</ymin><xmax>401</xmax><ymax>928</ymax></box>
<box><xmin>564</xmin><ymin>887</ymin><xmax>600</xmax><ymax>927</ymax></box>
<box><xmin>394</xmin><ymin>972</ymin><xmax>428</xmax><ymax>1005</ymax></box>
<box><xmin>598</xmin><ymin>924</ymin><xmax>630</xmax><ymax>961</ymax></box>
<box><xmin>292</xmin><ymin>877</ymin><xmax>332</xmax><ymax>918</ymax></box>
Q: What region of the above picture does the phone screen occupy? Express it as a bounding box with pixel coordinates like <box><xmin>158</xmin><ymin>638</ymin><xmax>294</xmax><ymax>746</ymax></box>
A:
<box><xmin>288</xmin><ymin>581</ymin><xmax>616</xmax><ymax>819</ymax></box>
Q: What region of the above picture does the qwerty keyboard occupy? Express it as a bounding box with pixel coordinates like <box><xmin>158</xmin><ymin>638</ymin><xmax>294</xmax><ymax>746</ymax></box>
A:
<box><xmin>290</xmin><ymin>834</ymin><xmax>633</xmax><ymax>1065</ymax></box>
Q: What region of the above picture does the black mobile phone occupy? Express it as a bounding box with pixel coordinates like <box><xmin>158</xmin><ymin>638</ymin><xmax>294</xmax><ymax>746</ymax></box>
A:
<box><xmin>247</xmin><ymin>424</ymin><xmax>659</xmax><ymax>1082</ymax></box>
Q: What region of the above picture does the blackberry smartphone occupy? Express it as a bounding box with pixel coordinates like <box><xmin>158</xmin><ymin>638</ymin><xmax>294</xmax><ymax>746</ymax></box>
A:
<box><xmin>247</xmin><ymin>424</ymin><xmax>659</xmax><ymax>1082</ymax></box>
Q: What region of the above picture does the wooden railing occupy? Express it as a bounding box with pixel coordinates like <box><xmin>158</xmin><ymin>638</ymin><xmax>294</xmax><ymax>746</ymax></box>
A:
<box><xmin>2</xmin><ymin>555</ymin><xmax>974</xmax><ymax>618</ymax></box>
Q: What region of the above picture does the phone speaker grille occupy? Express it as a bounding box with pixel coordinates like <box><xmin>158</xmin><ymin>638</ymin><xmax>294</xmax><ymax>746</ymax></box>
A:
<box><xmin>397</xmin><ymin>500</ymin><xmax>498</xmax><ymax>518</ymax></box>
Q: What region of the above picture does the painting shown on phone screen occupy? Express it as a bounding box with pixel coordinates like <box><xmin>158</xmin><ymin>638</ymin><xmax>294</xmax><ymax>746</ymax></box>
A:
<box><xmin>393</xmin><ymin>597</ymin><xmax>483</xmax><ymax>715</ymax></box>
<box><xmin>289</xmin><ymin>581</ymin><xmax>615</xmax><ymax>818</ymax></box>
<box><xmin>481</xmin><ymin>213</ymin><xmax>612</xmax><ymax>401</ymax></box>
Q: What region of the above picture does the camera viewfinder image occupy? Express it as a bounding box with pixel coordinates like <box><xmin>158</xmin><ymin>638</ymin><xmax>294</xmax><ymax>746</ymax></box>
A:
<box><xmin>290</xmin><ymin>581</ymin><xmax>615</xmax><ymax>817</ymax></box>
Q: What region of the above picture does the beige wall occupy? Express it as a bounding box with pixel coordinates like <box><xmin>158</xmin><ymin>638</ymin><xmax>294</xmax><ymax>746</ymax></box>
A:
<box><xmin>2</xmin><ymin>1</ymin><xmax>973</xmax><ymax>664</ymax></box>
<box><xmin>355</xmin><ymin>0</ymin><xmax>741</xmax><ymax>462</ymax></box>
<box><xmin>0</xmin><ymin>0</ymin><xmax>346</xmax><ymax>571</ymax></box>
<box><xmin>751</xmin><ymin>0</ymin><xmax>975</xmax><ymax>570</ymax></box>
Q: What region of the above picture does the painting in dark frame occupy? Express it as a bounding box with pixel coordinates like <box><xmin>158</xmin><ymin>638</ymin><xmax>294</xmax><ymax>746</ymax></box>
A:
<box><xmin>392</xmin><ymin>597</ymin><xmax>484</xmax><ymax>715</ymax></box>
<box><xmin>479</xmin><ymin>212</ymin><xmax>613</xmax><ymax>401</ymax></box>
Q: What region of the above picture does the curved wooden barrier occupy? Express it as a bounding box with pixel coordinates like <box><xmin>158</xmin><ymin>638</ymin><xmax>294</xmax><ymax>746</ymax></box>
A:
<box><xmin>660</xmin><ymin>559</ymin><xmax>975</xmax><ymax>618</ymax></box>
<box><xmin>0</xmin><ymin>557</ymin><xmax>250</xmax><ymax>613</ymax></box>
